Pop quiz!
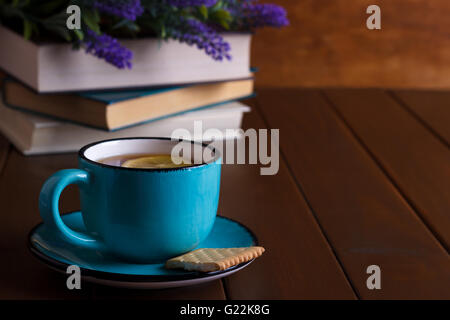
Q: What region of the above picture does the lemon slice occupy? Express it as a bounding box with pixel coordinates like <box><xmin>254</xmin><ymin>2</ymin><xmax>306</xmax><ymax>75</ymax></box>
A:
<box><xmin>121</xmin><ymin>155</ymin><xmax>189</xmax><ymax>169</ymax></box>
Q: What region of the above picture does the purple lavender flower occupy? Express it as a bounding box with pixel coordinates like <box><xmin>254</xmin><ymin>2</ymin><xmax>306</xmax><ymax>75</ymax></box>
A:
<box><xmin>166</xmin><ymin>0</ymin><xmax>218</xmax><ymax>7</ymax></box>
<box><xmin>92</xmin><ymin>0</ymin><xmax>144</xmax><ymax>21</ymax></box>
<box><xmin>242</xmin><ymin>3</ymin><xmax>289</xmax><ymax>28</ymax></box>
<box><xmin>171</xmin><ymin>18</ymin><xmax>231</xmax><ymax>61</ymax></box>
<box><xmin>83</xmin><ymin>30</ymin><xmax>133</xmax><ymax>69</ymax></box>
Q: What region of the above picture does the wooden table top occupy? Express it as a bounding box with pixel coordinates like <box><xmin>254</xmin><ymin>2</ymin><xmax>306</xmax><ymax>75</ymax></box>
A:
<box><xmin>0</xmin><ymin>88</ymin><xmax>449</xmax><ymax>299</ymax></box>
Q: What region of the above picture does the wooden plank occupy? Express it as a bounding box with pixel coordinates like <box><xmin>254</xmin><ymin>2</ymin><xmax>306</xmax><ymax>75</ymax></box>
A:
<box><xmin>391</xmin><ymin>90</ymin><xmax>450</xmax><ymax>146</ymax></box>
<box><xmin>0</xmin><ymin>149</ymin><xmax>225</xmax><ymax>299</ymax></box>
<box><xmin>0</xmin><ymin>150</ymin><xmax>90</xmax><ymax>299</ymax></box>
<box><xmin>325</xmin><ymin>89</ymin><xmax>450</xmax><ymax>251</ymax></box>
<box><xmin>220</xmin><ymin>100</ymin><xmax>356</xmax><ymax>299</ymax></box>
<box><xmin>253</xmin><ymin>0</ymin><xmax>450</xmax><ymax>89</ymax></box>
<box><xmin>92</xmin><ymin>281</ymin><xmax>226</xmax><ymax>300</ymax></box>
<box><xmin>257</xmin><ymin>88</ymin><xmax>450</xmax><ymax>299</ymax></box>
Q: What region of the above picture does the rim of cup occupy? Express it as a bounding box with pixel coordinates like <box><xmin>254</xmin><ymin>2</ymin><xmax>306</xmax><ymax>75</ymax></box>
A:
<box><xmin>79</xmin><ymin>137</ymin><xmax>221</xmax><ymax>172</ymax></box>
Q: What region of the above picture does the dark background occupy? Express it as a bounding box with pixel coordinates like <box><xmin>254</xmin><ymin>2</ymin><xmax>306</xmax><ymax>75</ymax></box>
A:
<box><xmin>252</xmin><ymin>0</ymin><xmax>450</xmax><ymax>89</ymax></box>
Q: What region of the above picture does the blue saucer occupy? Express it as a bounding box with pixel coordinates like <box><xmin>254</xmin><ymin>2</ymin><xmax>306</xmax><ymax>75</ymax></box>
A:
<box><xmin>29</xmin><ymin>212</ymin><xmax>258</xmax><ymax>289</ymax></box>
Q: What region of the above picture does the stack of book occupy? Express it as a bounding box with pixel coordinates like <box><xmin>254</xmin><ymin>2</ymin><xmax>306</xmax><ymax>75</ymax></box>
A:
<box><xmin>0</xmin><ymin>31</ymin><xmax>253</xmax><ymax>155</ymax></box>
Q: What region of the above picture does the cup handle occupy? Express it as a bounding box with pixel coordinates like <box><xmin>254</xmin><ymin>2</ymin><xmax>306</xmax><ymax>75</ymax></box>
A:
<box><xmin>39</xmin><ymin>169</ymin><xmax>104</xmax><ymax>251</ymax></box>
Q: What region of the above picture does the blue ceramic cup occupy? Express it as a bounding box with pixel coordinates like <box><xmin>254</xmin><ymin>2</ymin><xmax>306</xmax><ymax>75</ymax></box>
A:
<box><xmin>39</xmin><ymin>138</ymin><xmax>221</xmax><ymax>263</ymax></box>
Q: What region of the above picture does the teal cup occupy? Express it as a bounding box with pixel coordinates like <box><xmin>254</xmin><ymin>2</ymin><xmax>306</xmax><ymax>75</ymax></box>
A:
<box><xmin>39</xmin><ymin>138</ymin><xmax>221</xmax><ymax>263</ymax></box>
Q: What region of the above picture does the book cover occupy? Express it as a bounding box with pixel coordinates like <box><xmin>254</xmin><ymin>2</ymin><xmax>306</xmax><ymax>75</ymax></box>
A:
<box><xmin>0</xmin><ymin>98</ymin><xmax>251</xmax><ymax>155</ymax></box>
<box><xmin>0</xmin><ymin>25</ymin><xmax>252</xmax><ymax>93</ymax></box>
<box><xmin>2</xmin><ymin>78</ymin><xmax>254</xmax><ymax>131</ymax></box>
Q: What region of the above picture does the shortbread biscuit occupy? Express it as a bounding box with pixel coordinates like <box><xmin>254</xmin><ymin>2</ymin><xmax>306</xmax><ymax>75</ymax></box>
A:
<box><xmin>166</xmin><ymin>247</ymin><xmax>265</xmax><ymax>272</ymax></box>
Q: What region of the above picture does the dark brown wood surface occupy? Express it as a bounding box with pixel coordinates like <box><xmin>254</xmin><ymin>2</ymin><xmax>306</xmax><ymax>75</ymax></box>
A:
<box><xmin>392</xmin><ymin>91</ymin><xmax>450</xmax><ymax>146</ymax></box>
<box><xmin>0</xmin><ymin>89</ymin><xmax>449</xmax><ymax>299</ymax></box>
<box><xmin>0</xmin><ymin>151</ymin><xmax>91</xmax><ymax>299</ymax></box>
<box><xmin>324</xmin><ymin>89</ymin><xmax>450</xmax><ymax>251</ymax></box>
<box><xmin>255</xmin><ymin>89</ymin><xmax>450</xmax><ymax>299</ymax></box>
<box><xmin>220</xmin><ymin>104</ymin><xmax>355</xmax><ymax>299</ymax></box>
<box><xmin>252</xmin><ymin>1</ymin><xmax>450</xmax><ymax>89</ymax></box>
